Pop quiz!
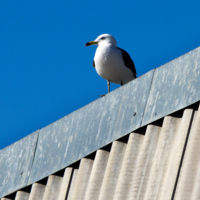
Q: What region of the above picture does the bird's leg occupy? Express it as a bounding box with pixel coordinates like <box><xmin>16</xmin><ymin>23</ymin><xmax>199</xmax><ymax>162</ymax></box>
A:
<box><xmin>120</xmin><ymin>80</ymin><xmax>123</xmax><ymax>86</ymax></box>
<box><xmin>107</xmin><ymin>80</ymin><xmax>110</xmax><ymax>93</ymax></box>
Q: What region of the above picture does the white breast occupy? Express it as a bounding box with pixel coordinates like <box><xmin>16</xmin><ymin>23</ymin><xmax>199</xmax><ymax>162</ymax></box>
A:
<box><xmin>94</xmin><ymin>45</ymin><xmax>134</xmax><ymax>84</ymax></box>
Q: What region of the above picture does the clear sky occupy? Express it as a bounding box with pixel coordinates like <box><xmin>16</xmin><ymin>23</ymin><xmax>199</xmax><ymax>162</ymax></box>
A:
<box><xmin>0</xmin><ymin>0</ymin><xmax>200</xmax><ymax>150</ymax></box>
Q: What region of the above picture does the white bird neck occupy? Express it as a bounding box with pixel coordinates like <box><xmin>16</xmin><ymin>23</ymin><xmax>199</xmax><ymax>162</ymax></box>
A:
<box><xmin>98</xmin><ymin>42</ymin><xmax>116</xmax><ymax>48</ymax></box>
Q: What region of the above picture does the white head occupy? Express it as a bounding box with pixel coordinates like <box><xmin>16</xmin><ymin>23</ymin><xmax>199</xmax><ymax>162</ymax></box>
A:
<box><xmin>85</xmin><ymin>34</ymin><xmax>117</xmax><ymax>47</ymax></box>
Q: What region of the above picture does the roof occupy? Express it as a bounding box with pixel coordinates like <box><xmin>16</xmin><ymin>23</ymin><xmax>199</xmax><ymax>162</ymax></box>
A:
<box><xmin>1</xmin><ymin>46</ymin><xmax>200</xmax><ymax>199</ymax></box>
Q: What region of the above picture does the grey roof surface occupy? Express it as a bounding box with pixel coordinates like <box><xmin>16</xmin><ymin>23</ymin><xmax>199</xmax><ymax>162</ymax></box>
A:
<box><xmin>1</xmin><ymin>104</ymin><xmax>200</xmax><ymax>200</ymax></box>
<box><xmin>1</xmin><ymin>46</ymin><xmax>200</xmax><ymax>198</ymax></box>
<box><xmin>142</xmin><ymin>46</ymin><xmax>200</xmax><ymax>126</ymax></box>
<box><xmin>0</xmin><ymin>131</ymin><xmax>38</xmax><ymax>197</ymax></box>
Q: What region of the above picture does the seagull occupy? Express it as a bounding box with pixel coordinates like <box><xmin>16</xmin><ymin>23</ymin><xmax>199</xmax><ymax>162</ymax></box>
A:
<box><xmin>85</xmin><ymin>34</ymin><xmax>137</xmax><ymax>93</ymax></box>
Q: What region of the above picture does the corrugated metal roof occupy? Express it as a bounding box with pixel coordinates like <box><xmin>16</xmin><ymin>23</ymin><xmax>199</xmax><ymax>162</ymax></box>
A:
<box><xmin>2</xmin><ymin>103</ymin><xmax>200</xmax><ymax>200</ymax></box>
<box><xmin>1</xmin><ymin>46</ymin><xmax>200</xmax><ymax>198</ymax></box>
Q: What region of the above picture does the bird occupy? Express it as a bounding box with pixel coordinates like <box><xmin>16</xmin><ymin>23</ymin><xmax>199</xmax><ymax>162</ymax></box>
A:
<box><xmin>85</xmin><ymin>34</ymin><xmax>136</xmax><ymax>93</ymax></box>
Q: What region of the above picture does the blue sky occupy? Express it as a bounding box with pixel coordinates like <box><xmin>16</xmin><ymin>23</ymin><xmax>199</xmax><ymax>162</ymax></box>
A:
<box><xmin>0</xmin><ymin>0</ymin><xmax>200</xmax><ymax>150</ymax></box>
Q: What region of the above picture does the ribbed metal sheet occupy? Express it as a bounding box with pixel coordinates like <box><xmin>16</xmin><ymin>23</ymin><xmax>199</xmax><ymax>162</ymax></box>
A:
<box><xmin>174</xmin><ymin>104</ymin><xmax>200</xmax><ymax>200</ymax></box>
<box><xmin>2</xmin><ymin>103</ymin><xmax>199</xmax><ymax>200</ymax></box>
<box><xmin>2</xmin><ymin>46</ymin><xmax>200</xmax><ymax>198</ymax></box>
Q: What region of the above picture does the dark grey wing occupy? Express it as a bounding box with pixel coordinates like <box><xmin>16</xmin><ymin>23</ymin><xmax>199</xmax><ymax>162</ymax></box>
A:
<box><xmin>93</xmin><ymin>60</ymin><xmax>95</xmax><ymax>68</ymax></box>
<box><xmin>117</xmin><ymin>47</ymin><xmax>137</xmax><ymax>78</ymax></box>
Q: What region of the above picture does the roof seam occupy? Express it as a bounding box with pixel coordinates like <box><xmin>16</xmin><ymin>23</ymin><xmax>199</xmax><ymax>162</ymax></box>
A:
<box><xmin>140</xmin><ymin>68</ymin><xmax>156</xmax><ymax>127</ymax></box>
<box><xmin>26</xmin><ymin>130</ymin><xmax>40</xmax><ymax>186</ymax></box>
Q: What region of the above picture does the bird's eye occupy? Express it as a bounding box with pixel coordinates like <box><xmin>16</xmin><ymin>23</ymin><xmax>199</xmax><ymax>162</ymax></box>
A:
<box><xmin>101</xmin><ymin>37</ymin><xmax>105</xmax><ymax>40</ymax></box>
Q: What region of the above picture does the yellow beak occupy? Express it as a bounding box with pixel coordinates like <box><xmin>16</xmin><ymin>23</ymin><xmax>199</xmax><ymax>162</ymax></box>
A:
<box><xmin>85</xmin><ymin>41</ymin><xmax>98</xmax><ymax>46</ymax></box>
